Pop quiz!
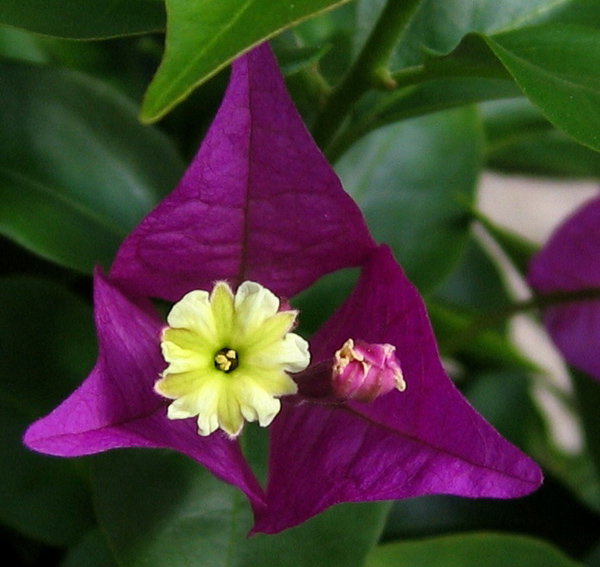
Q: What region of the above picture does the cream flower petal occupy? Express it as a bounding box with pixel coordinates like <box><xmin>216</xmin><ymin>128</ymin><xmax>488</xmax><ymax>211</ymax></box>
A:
<box><xmin>237</xmin><ymin>368</ymin><xmax>298</xmax><ymax>398</ymax></box>
<box><xmin>217</xmin><ymin>389</ymin><xmax>244</xmax><ymax>438</ymax></box>
<box><xmin>246</xmin><ymin>333</ymin><xmax>310</xmax><ymax>373</ymax></box>
<box><xmin>234</xmin><ymin>281</ymin><xmax>280</xmax><ymax>334</ymax></box>
<box><xmin>167</xmin><ymin>290</ymin><xmax>218</xmax><ymax>347</ymax></box>
<box><xmin>237</xmin><ymin>381</ymin><xmax>282</xmax><ymax>428</ymax></box>
<box><xmin>241</xmin><ymin>311</ymin><xmax>297</xmax><ymax>351</ymax></box>
<box><xmin>155</xmin><ymin>369</ymin><xmax>215</xmax><ymax>399</ymax></box>
<box><xmin>209</xmin><ymin>282</ymin><xmax>235</xmax><ymax>343</ymax></box>
<box><xmin>166</xmin><ymin>380</ymin><xmax>221</xmax><ymax>428</ymax></box>
<box><xmin>160</xmin><ymin>341</ymin><xmax>206</xmax><ymax>374</ymax></box>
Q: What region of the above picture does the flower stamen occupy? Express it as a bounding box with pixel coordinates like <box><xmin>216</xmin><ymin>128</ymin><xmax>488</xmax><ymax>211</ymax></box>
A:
<box><xmin>214</xmin><ymin>348</ymin><xmax>238</xmax><ymax>373</ymax></box>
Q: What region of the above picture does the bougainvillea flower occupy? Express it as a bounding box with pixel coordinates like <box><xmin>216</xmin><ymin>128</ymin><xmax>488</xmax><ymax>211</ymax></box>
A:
<box><xmin>528</xmin><ymin>193</ymin><xmax>600</xmax><ymax>380</ymax></box>
<box><xmin>331</xmin><ymin>337</ymin><xmax>405</xmax><ymax>402</ymax></box>
<box><xmin>156</xmin><ymin>280</ymin><xmax>310</xmax><ymax>437</ymax></box>
<box><xmin>24</xmin><ymin>44</ymin><xmax>542</xmax><ymax>534</ymax></box>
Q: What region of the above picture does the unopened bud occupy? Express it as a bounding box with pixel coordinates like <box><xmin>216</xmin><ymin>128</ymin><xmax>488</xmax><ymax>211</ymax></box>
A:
<box><xmin>332</xmin><ymin>339</ymin><xmax>405</xmax><ymax>403</ymax></box>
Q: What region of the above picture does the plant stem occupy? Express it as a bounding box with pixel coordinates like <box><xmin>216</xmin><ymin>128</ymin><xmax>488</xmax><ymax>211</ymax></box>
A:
<box><xmin>444</xmin><ymin>287</ymin><xmax>600</xmax><ymax>353</ymax></box>
<box><xmin>311</xmin><ymin>0</ymin><xmax>424</xmax><ymax>152</ymax></box>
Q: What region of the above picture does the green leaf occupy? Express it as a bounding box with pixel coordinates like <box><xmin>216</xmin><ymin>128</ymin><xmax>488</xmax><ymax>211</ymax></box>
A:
<box><xmin>487</xmin><ymin>127</ymin><xmax>600</xmax><ymax>179</ymax></box>
<box><xmin>342</xmin><ymin>3</ymin><xmax>600</xmax><ymax>149</ymax></box>
<box><xmin>0</xmin><ymin>276</ymin><xmax>96</xmax><ymax>546</ymax></box>
<box><xmin>480</xmin><ymin>98</ymin><xmax>600</xmax><ymax>178</ymax></box>
<box><xmin>572</xmin><ymin>370</ymin><xmax>600</xmax><ymax>490</ymax></box>
<box><xmin>533</xmin><ymin>431</ymin><xmax>600</xmax><ymax>517</ymax></box>
<box><xmin>0</xmin><ymin>61</ymin><xmax>184</xmax><ymax>273</ymax></box>
<box><xmin>366</xmin><ymin>533</ymin><xmax>583</xmax><ymax>567</ymax></box>
<box><xmin>0</xmin><ymin>26</ymin><xmax>50</xmax><ymax>63</ymax></box>
<box><xmin>375</xmin><ymin>76</ymin><xmax>519</xmax><ymax>126</ymax></box>
<box><xmin>140</xmin><ymin>0</ymin><xmax>351</xmax><ymax>121</ymax></box>
<box><xmin>484</xmin><ymin>24</ymin><xmax>600</xmax><ymax>153</ymax></box>
<box><xmin>327</xmin><ymin>33</ymin><xmax>519</xmax><ymax>161</ymax></box>
<box><xmin>482</xmin><ymin>98</ymin><xmax>558</xmax><ymax>151</ymax></box>
<box><xmin>93</xmin><ymin>449</ymin><xmax>388</xmax><ymax>567</ymax></box>
<box><xmin>291</xmin><ymin>1</ymin><xmax>356</xmax><ymax>86</ymax></box>
<box><xmin>0</xmin><ymin>0</ymin><xmax>165</xmax><ymax>39</ymax></box>
<box><xmin>336</xmin><ymin>107</ymin><xmax>481</xmax><ymax>293</ymax></box>
<box><xmin>292</xmin><ymin>268</ymin><xmax>359</xmax><ymax>337</ymax></box>
<box><xmin>388</xmin><ymin>0</ymin><xmax>600</xmax><ymax>69</ymax></box>
<box><xmin>369</xmin><ymin>23</ymin><xmax>600</xmax><ymax>165</ymax></box>
<box><xmin>435</xmin><ymin>238</ymin><xmax>509</xmax><ymax>315</ymax></box>
<box><xmin>465</xmin><ymin>370</ymin><xmax>545</xmax><ymax>450</ymax></box>
<box><xmin>275</xmin><ymin>44</ymin><xmax>331</xmax><ymax>77</ymax></box>
<box><xmin>61</xmin><ymin>529</ymin><xmax>119</xmax><ymax>567</ymax></box>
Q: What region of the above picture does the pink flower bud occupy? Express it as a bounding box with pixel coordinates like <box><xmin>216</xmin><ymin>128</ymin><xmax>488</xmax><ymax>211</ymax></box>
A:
<box><xmin>331</xmin><ymin>338</ymin><xmax>406</xmax><ymax>403</ymax></box>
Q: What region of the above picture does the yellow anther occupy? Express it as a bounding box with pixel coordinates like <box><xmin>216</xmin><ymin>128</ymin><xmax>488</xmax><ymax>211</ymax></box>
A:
<box><xmin>214</xmin><ymin>349</ymin><xmax>238</xmax><ymax>373</ymax></box>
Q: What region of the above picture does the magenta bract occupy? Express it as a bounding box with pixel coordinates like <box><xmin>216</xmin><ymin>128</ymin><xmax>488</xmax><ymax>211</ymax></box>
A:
<box><xmin>257</xmin><ymin>245</ymin><xmax>542</xmax><ymax>533</ymax></box>
<box><xmin>24</xmin><ymin>43</ymin><xmax>542</xmax><ymax>534</ymax></box>
<box><xmin>109</xmin><ymin>45</ymin><xmax>375</xmax><ymax>302</ymax></box>
<box><xmin>24</xmin><ymin>269</ymin><xmax>265</xmax><ymax>509</ymax></box>
<box><xmin>528</xmin><ymin>193</ymin><xmax>600</xmax><ymax>380</ymax></box>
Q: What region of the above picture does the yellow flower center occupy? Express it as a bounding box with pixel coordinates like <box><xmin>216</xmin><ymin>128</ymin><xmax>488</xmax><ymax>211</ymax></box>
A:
<box><xmin>155</xmin><ymin>281</ymin><xmax>310</xmax><ymax>438</ymax></box>
<box><xmin>214</xmin><ymin>348</ymin><xmax>238</xmax><ymax>373</ymax></box>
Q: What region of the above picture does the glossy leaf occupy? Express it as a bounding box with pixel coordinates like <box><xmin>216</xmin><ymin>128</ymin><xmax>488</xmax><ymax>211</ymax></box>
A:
<box><xmin>484</xmin><ymin>24</ymin><xmax>600</xmax><ymax>152</ymax></box>
<box><xmin>365</xmin><ymin>533</ymin><xmax>583</xmax><ymax>567</ymax></box>
<box><xmin>369</xmin><ymin>24</ymin><xmax>600</xmax><ymax>166</ymax></box>
<box><xmin>274</xmin><ymin>44</ymin><xmax>331</xmax><ymax>77</ymax></box>
<box><xmin>481</xmin><ymin>99</ymin><xmax>600</xmax><ymax>178</ymax></box>
<box><xmin>0</xmin><ymin>61</ymin><xmax>184</xmax><ymax>273</ymax></box>
<box><xmin>336</xmin><ymin>32</ymin><xmax>515</xmax><ymax>150</ymax></box>
<box><xmin>389</xmin><ymin>0</ymin><xmax>600</xmax><ymax>69</ymax></box>
<box><xmin>0</xmin><ymin>26</ymin><xmax>50</xmax><ymax>63</ymax></box>
<box><xmin>482</xmin><ymin>99</ymin><xmax>553</xmax><ymax>147</ymax></box>
<box><xmin>93</xmin><ymin>449</ymin><xmax>388</xmax><ymax>567</ymax></box>
<box><xmin>0</xmin><ymin>276</ymin><xmax>96</xmax><ymax>546</ymax></box>
<box><xmin>336</xmin><ymin>107</ymin><xmax>481</xmax><ymax>293</ymax></box>
<box><xmin>434</xmin><ymin>238</ymin><xmax>509</xmax><ymax>315</ymax></box>
<box><xmin>344</xmin><ymin>2</ymin><xmax>600</xmax><ymax>149</ymax></box>
<box><xmin>0</xmin><ymin>0</ymin><xmax>165</xmax><ymax>39</ymax></box>
<box><xmin>140</xmin><ymin>0</ymin><xmax>352</xmax><ymax>121</ymax></box>
<box><xmin>372</xmin><ymin>77</ymin><xmax>518</xmax><ymax>128</ymax></box>
<box><xmin>488</xmin><ymin>128</ymin><xmax>600</xmax><ymax>178</ymax></box>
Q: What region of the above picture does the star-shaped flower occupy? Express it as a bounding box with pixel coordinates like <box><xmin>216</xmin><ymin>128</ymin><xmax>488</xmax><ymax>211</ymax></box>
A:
<box><xmin>528</xmin><ymin>193</ymin><xmax>600</xmax><ymax>381</ymax></box>
<box><xmin>24</xmin><ymin>44</ymin><xmax>542</xmax><ymax>533</ymax></box>
<box><xmin>156</xmin><ymin>280</ymin><xmax>309</xmax><ymax>437</ymax></box>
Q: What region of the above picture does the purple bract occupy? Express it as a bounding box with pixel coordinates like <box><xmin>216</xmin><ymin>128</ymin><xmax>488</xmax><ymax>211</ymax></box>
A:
<box><xmin>528</xmin><ymin>193</ymin><xmax>600</xmax><ymax>381</ymax></box>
